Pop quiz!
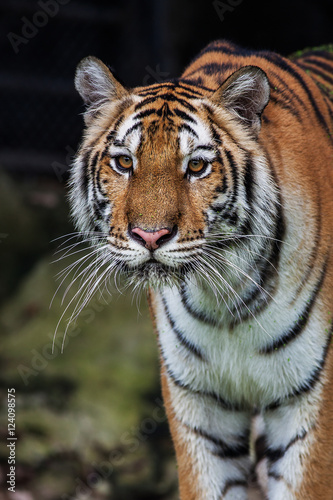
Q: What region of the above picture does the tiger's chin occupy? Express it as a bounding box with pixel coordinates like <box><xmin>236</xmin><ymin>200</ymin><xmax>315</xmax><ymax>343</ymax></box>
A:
<box><xmin>123</xmin><ymin>260</ymin><xmax>186</xmax><ymax>291</ymax></box>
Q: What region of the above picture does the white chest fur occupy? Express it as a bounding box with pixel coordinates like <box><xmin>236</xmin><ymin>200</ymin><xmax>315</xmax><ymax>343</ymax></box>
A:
<box><xmin>153</xmin><ymin>279</ymin><xmax>328</xmax><ymax>410</ymax></box>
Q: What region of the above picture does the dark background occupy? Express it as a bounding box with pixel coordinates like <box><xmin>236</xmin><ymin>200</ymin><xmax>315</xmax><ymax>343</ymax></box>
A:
<box><xmin>0</xmin><ymin>1</ymin><xmax>333</xmax><ymax>499</ymax></box>
<box><xmin>1</xmin><ymin>0</ymin><xmax>333</xmax><ymax>178</ymax></box>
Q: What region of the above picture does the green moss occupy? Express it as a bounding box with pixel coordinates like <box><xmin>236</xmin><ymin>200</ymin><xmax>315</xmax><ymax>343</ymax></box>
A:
<box><xmin>0</xmin><ymin>254</ymin><xmax>159</xmax><ymax>466</ymax></box>
<box><xmin>289</xmin><ymin>44</ymin><xmax>333</xmax><ymax>60</ymax></box>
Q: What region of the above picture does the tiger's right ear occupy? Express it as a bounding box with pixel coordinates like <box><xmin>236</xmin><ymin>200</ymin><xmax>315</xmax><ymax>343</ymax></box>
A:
<box><xmin>211</xmin><ymin>66</ymin><xmax>270</xmax><ymax>136</ymax></box>
<box><xmin>75</xmin><ymin>56</ymin><xmax>128</xmax><ymax>124</ymax></box>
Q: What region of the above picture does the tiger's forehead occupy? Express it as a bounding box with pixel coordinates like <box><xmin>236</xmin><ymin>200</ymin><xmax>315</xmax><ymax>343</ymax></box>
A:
<box><xmin>113</xmin><ymin>86</ymin><xmax>213</xmax><ymax>156</ymax></box>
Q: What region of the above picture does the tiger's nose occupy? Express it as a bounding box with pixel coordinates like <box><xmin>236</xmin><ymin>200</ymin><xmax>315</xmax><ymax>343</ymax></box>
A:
<box><xmin>129</xmin><ymin>226</ymin><xmax>176</xmax><ymax>250</ymax></box>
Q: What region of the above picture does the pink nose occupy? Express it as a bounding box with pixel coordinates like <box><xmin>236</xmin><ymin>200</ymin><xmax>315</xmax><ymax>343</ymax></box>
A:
<box><xmin>131</xmin><ymin>227</ymin><xmax>172</xmax><ymax>250</ymax></box>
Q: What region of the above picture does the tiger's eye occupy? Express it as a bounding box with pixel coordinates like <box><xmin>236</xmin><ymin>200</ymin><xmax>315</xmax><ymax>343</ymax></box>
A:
<box><xmin>117</xmin><ymin>155</ymin><xmax>133</xmax><ymax>169</ymax></box>
<box><xmin>188</xmin><ymin>158</ymin><xmax>206</xmax><ymax>173</ymax></box>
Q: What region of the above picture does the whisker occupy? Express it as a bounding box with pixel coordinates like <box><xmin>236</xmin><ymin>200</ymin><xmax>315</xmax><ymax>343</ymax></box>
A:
<box><xmin>55</xmin><ymin>245</ymin><xmax>110</xmax><ymax>306</ymax></box>
<box><xmin>191</xmin><ymin>257</ymin><xmax>237</xmax><ymax>318</ymax></box>
<box><xmin>207</xmin><ymin>230</ymin><xmax>296</xmax><ymax>251</ymax></box>
<box><xmin>50</xmin><ymin>248</ymin><xmax>101</xmax><ymax>309</ymax></box>
<box><xmin>59</xmin><ymin>255</ymin><xmax>116</xmax><ymax>352</ymax></box>
<box><xmin>202</xmin><ymin>246</ymin><xmax>275</xmax><ymax>304</ymax></box>
<box><xmin>196</xmin><ymin>254</ymin><xmax>272</xmax><ymax>339</ymax></box>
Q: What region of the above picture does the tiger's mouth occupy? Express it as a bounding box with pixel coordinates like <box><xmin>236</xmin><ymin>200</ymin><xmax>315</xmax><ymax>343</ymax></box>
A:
<box><xmin>122</xmin><ymin>257</ymin><xmax>188</xmax><ymax>289</ymax></box>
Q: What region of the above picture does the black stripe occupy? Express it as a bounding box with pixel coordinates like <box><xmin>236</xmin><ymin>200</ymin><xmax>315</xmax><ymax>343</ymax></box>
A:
<box><xmin>259</xmin><ymin>262</ymin><xmax>327</xmax><ymax>354</ymax></box>
<box><xmin>161</xmin><ymin>296</ymin><xmax>205</xmax><ymax>360</ymax></box>
<box><xmin>156</xmin><ymin>102</ymin><xmax>174</xmax><ymax>118</ymax></box>
<box><xmin>136</xmin><ymin>83</ymin><xmax>176</xmax><ymax>98</ymax></box>
<box><xmin>268</xmin><ymin>471</ymin><xmax>283</xmax><ymax>481</ymax></box>
<box><xmin>269</xmin><ymin>93</ymin><xmax>301</xmax><ymax>120</ymax></box>
<box><xmin>193</xmin><ymin>41</ymin><xmax>241</xmax><ymax>59</ymax></box>
<box><xmin>173</xmin><ymin>108</ymin><xmax>197</xmax><ymax>123</ymax></box>
<box><xmin>90</xmin><ymin>151</ymin><xmax>99</xmax><ymax>175</ymax></box>
<box><xmin>243</xmin><ymin>154</ymin><xmax>255</xmax><ymax>208</ymax></box>
<box><xmin>225</xmin><ymin>149</ymin><xmax>238</xmax><ymax>201</ymax></box>
<box><xmin>134</xmin><ymin>96</ymin><xmax>158</xmax><ymax>111</ymax></box>
<box><xmin>264</xmin><ymin>53</ymin><xmax>332</xmax><ymax>137</ymax></box>
<box><xmin>266</xmin><ymin>429</ymin><xmax>307</xmax><ymax>463</ymax></box>
<box><xmin>113</xmin><ymin>139</ymin><xmax>126</xmax><ymax>148</ymax></box>
<box><xmin>92</xmin><ymin>153</ymin><xmax>105</xmax><ymax>205</ymax></box>
<box><xmin>134</xmin><ymin>108</ymin><xmax>157</xmax><ymax>120</ymax></box>
<box><xmin>90</xmin><ymin>150</ymin><xmax>104</xmax><ymax>224</ymax></box>
<box><xmin>164</xmin><ymin>360</ymin><xmax>240</xmax><ymax>411</ymax></box>
<box><xmin>122</xmin><ymin>122</ymin><xmax>142</xmax><ymax>141</ymax></box>
<box><xmin>215</xmin><ymin>179</ymin><xmax>228</xmax><ymax>194</ymax></box>
<box><xmin>96</xmin><ymin>157</ymin><xmax>108</xmax><ymax>193</ymax></box>
<box><xmin>228</xmin><ymin>256</ymin><xmax>272</xmax><ymax>324</ymax></box>
<box><xmin>211</xmin><ymin>202</ymin><xmax>228</xmax><ymax>214</ymax></box>
<box><xmin>292</xmin><ymin>47</ymin><xmax>333</xmax><ymax>63</ymax></box>
<box><xmin>176</xmin><ymin>82</ymin><xmax>205</xmax><ymax>96</ymax></box>
<box><xmin>220</xmin><ymin>149</ymin><xmax>239</xmax><ymax>225</ymax></box>
<box><xmin>221</xmin><ymin>480</ymin><xmax>248</xmax><ymax>497</ymax></box>
<box><xmin>196</xmin><ymin>144</ymin><xmax>216</xmax><ymax>152</ymax></box>
<box><xmin>106</xmin><ymin>129</ymin><xmax>116</xmax><ymax>142</ymax></box>
<box><xmin>291</xmin><ymin>336</ymin><xmax>331</xmax><ymax>398</ymax></box>
<box><xmin>161</xmin><ymin>93</ymin><xmax>197</xmax><ymax>112</ymax></box>
<box><xmin>269</xmin><ymin>68</ymin><xmax>307</xmax><ymax>111</ymax></box>
<box><xmin>136</xmin><ymin>88</ymin><xmax>160</xmax><ymax>97</ymax></box>
<box><xmin>229</xmin><ymin>160</ymin><xmax>284</xmax><ymax>323</ymax></box>
<box><xmin>301</xmin><ymin>62</ymin><xmax>333</xmax><ymax>90</ymax></box>
<box><xmin>186</xmin><ymin>62</ymin><xmax>234</xmax><ymax>79</ymax></box>
<box><xmin>187</xmin><ymin>425</ymin><xmax>250</xmax><ymax>459</ymax></box>
<box><xmin>175</xmin><ymin>90</ymin><xmax>200</xmax><ymax>100</ymax></box>
<box><xmin>180</xmin><ymin>283</ymin><xmax>220</xmax><ymax>327</ymax></box>
<box><xmin>266</xmin><ymin>326</ymin><xmax>332</xmax><ymax>410</ymax></box>
<box><xmin>110</xmin><ymin>114</ymin><xmax>125</xmax><ymax>136</ymax></box>
<box><xmin>179</xmin><ymin>123</ymin><xmax>198</xmax><ymax>138</ymax></box>
<box><xmin>78</xmin><ymin>150</ymin><xmax>91</xmax><ymax>199</ymax></box>
<box><xmin>94</xmin><ymin>199</ymin><xmax>108</xmax><ymax>218</ymax></box>
<box><xmin>194</xmin><ymin>41</ymin><xmax>241</xmax><ymax>59</ymax></box>
<box><xmin>206</xmin><ymin>111</ymin><xmax>242</xmax><ymax>149</ymax></box>
<box><xmin>138</xmin><ymin>82</ymin><xmax>175</xmax><ymax>92</ymax></box>
<box><xmin>180</xmin><ymin>77</ymin><xmax>214</xmax><ymax>92</ymax></box>
<box><xmin>300</xmin><ymin>55</ymin><xmax>333</xmax><ymax>74</ymax></box>
<box><xmin>100</xmin><ymin>143</ymin><xmax>110</xmax><ymax>159</ymax></box>
<box><xmin>208</xmin><ymin>120</ymin><xmax>223</xmax><ymax>145</ymax></box>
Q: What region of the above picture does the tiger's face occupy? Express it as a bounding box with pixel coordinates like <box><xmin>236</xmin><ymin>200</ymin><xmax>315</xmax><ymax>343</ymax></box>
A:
<box><xmin>70</xmin><ymin>57</ymin><xmax>275</xmax><ymax>290</ymax></box>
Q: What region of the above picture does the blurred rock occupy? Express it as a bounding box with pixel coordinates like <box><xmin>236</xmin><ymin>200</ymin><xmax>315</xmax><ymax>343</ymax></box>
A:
<box><xmin>0</xmin><ymin>170</ymin><xmax>178</xmax><ymax>499</ymax></box>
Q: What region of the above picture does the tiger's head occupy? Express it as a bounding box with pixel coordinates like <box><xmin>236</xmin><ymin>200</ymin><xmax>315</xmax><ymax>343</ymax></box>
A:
<box><xmin>70</xmin><ymin>56</ymin><xmax>278</xmax><ymax>292</ymax></box>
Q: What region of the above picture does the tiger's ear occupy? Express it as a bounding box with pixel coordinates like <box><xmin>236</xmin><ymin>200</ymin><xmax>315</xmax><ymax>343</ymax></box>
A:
<box><xmin>211</xmin><ymin>66</ymin><xmax>270</xmax><ymax>135</ymax></box>
<box><xmin>75</xmin><ymin>56</ymin><xmax>128</xmax><ymax>124</ymax></box>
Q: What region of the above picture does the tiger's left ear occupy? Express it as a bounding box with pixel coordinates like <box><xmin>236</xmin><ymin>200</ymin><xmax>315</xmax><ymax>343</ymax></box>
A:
<box><xmin>75</xmin><ymin>56</ymin><xmax>128</xmax><ymax>124</ymax></box>
<box><xmin>211</xmin><ymin>66</ymin><xmax>270</xmax><ymax>136</ymax></box>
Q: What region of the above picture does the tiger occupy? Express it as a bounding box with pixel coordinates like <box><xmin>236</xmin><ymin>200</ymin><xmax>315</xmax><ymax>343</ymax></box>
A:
<box><xmin>68</xmin><ymin>40</ymin><xmax>333</xmax><ymax>499</ymax></box>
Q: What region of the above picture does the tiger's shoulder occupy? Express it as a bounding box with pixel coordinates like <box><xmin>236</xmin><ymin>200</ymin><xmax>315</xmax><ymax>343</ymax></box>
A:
<box><xmin>181</xmin><ymin>39</ymin><xmax>333</xmax><ymax>94</ymax></box>
<box><xmin>290</xmin><ymin>44</ymin><xmax>333</xmax><ymax>102</ymax></box>
<box><xmin>177</xmin><ymin>39</ymin><xmax>333</xmax><ymax>148</ymax></box>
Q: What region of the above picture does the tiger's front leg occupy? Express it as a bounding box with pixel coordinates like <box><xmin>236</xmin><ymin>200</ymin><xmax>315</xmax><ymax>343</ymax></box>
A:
<box><xmin>257</xmin><ymin>387</ymin><xmax>333</xmax><ymax>500</ymax></box>
<box><xmin>161</xmin><ymin>366</ymin><xmax>255</xmax><ymax>500</ymax></box>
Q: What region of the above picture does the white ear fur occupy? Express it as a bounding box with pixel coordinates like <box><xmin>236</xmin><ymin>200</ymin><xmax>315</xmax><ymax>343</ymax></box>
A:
<box><xmin>75</xmin><ymin>56</ymin><xmax>128</xmax><ymax>123</ymax></box>
<box><xmin>212</xmin><ymin>66</ymin><xmax>270</xmax><ymax>135</ymax></box>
